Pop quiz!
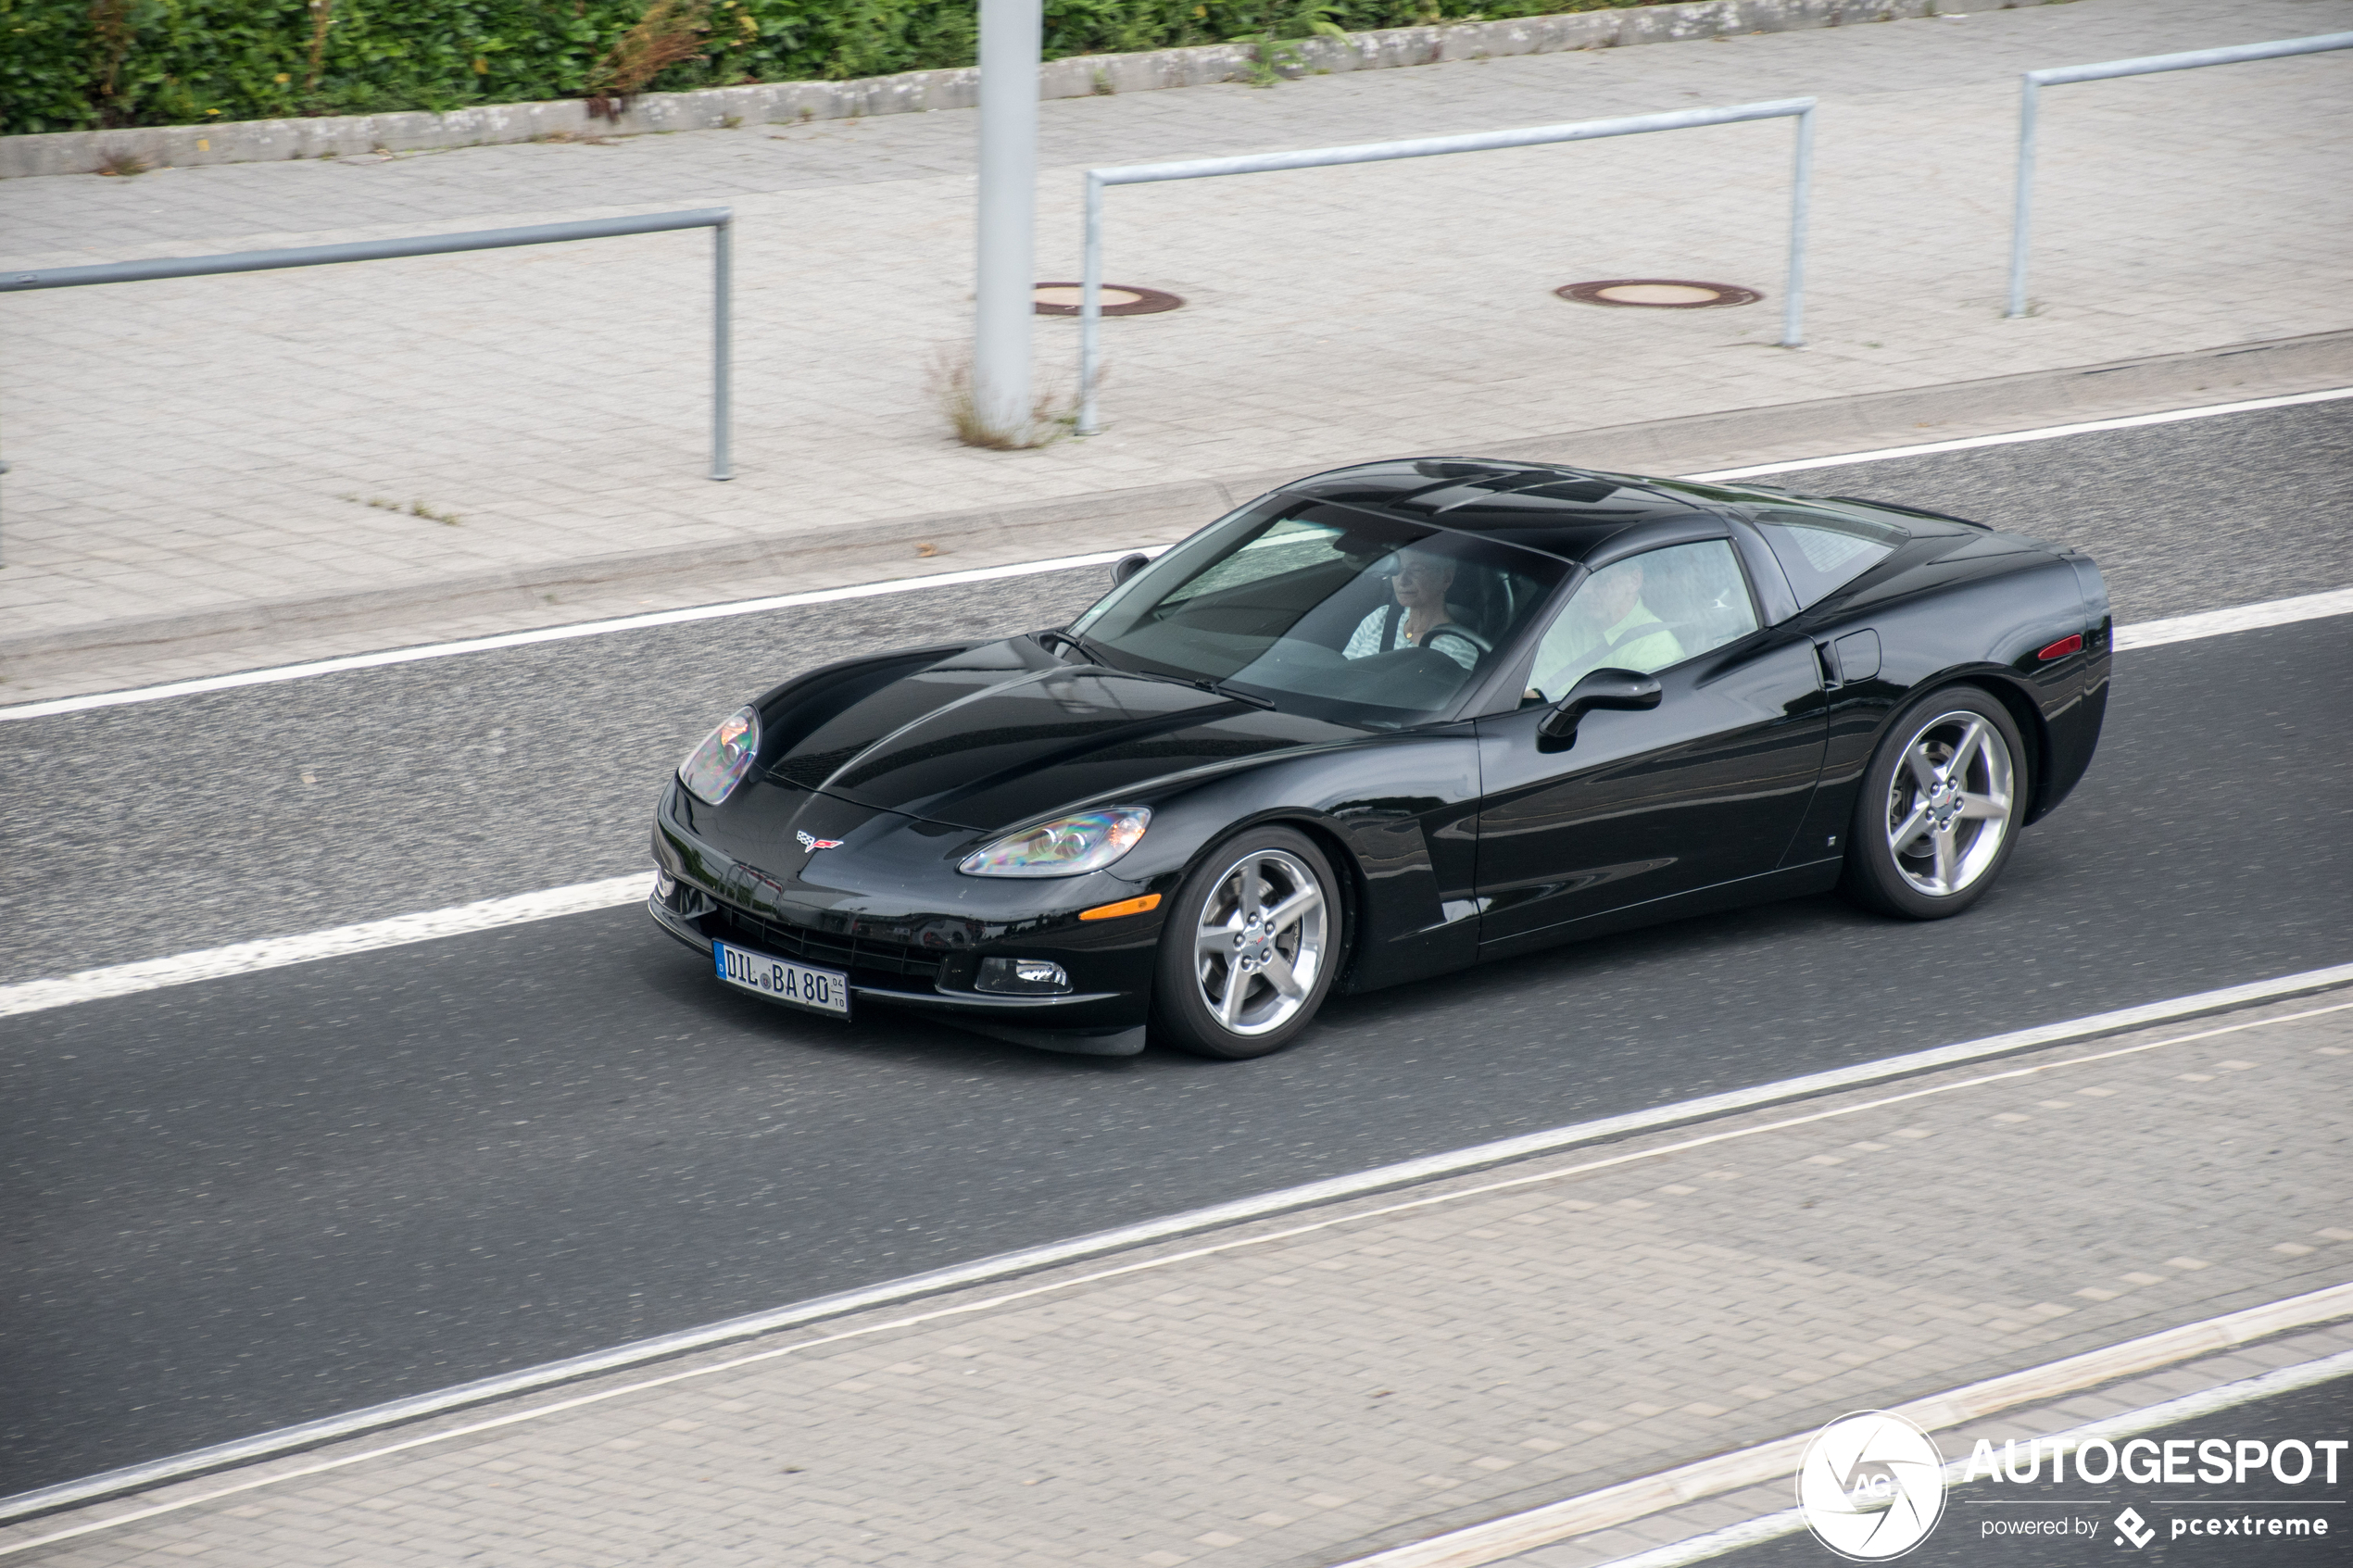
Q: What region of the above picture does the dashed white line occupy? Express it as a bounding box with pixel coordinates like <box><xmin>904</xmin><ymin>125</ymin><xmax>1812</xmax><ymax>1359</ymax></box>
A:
<box><xmin>1</xmin><ymin>583</ymin><xmax>2346</xmax><ymax>1017</ymax></box>
<box><xmin>0</xmin><ymin>873</ymin><xmax>654</xmax><ymax>1019</ymax></box>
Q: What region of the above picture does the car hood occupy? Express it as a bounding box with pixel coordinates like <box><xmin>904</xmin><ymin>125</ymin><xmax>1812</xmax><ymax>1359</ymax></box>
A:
<box><xmin>762</xmin><ymin>639</ymin><xmax>1354</xmax><ymax>830</ymax></box>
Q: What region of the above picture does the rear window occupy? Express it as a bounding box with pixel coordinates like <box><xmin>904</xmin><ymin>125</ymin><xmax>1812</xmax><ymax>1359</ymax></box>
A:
<box><xmin>1751</xmin><ymin>503</ymin><xmax>1908</xmax><ymax>608</ymax></box>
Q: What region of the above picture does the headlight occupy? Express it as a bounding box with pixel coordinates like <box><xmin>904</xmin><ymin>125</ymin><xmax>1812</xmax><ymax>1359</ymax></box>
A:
<box><xmin>958</xmin><ymin>808</ymin><xmax>1151</xmax><ymax>878</ymax></box>
<box><xmin>678</xmin><ymin>706</ymin><xmax>760</xmax><ymax>806</ymax></box>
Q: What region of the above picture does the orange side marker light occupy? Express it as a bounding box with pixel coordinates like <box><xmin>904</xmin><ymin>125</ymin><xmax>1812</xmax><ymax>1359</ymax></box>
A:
<box><xmin>1079</xmin><ymin>893</ymin><xmax>1163</xmax><ymax>922</ymax></box>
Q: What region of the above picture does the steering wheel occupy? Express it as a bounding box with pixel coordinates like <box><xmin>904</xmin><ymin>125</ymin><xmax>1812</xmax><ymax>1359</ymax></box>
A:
<box><xmin>1428</xmin><ymin>624</ymin><xmax>1492</xmax><ymax>661</ymax></box>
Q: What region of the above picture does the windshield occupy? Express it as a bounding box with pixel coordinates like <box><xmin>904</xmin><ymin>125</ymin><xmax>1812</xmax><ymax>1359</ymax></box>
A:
<box><xmin>1068</xmin><ymin>500</ymin><xmax>1569</xmax><ymax>725</ymax></box>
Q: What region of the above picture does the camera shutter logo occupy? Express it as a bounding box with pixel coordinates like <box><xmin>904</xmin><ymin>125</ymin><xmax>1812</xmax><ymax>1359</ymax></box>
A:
<box><xmin>1796</xmin><ymin>1411</ymin><xmax>1947</xmax><ymax>1561</ymax></box>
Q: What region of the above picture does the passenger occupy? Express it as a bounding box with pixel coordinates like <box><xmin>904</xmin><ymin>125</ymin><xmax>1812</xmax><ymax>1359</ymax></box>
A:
<box><xmin>1527</xmin><ymin>556</ymin><xmax>1684</xmax><ymax>701</ymax></box>
<box><xmin>1344</xmin><ymin>548</ymin><xmax>1483</xmax><ymax>671</ymax></box>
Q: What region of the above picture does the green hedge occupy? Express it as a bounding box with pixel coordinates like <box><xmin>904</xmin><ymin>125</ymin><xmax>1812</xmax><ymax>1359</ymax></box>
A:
<box><xmin>0</xmin><ymin>0</ymin><xmax>1667</xmax><ymax>136</ymax></box>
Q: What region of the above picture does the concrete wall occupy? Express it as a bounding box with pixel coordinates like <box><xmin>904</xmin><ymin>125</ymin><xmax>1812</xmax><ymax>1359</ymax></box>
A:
<box><xmin>0</xmin><ymin>0</ymin><xmax>2047</xmax><ymax>179</ymax></box>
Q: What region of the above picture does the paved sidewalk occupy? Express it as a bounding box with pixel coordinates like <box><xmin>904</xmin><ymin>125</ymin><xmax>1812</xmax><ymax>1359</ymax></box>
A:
<box><xmin>6</xmin><ymin>989</ymin><xmax>2347</xmax><ymax>1567</ymax></box>
<box><xmin>2</xmin><ymin>0</ymin><xmax>2348</xmax><ymax>700</ymax></box>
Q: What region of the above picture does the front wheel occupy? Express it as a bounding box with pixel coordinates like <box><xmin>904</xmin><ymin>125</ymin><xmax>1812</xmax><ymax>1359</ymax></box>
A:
<box><xmin>1151</xmin><ymin>826</ymin><xmax>1340</xmax><ymax>1060</ymax></box>
<box><xmin>1841</xmin><ymin>686</ymin><xmax>2029</xmax><ymax>920</ymax></box>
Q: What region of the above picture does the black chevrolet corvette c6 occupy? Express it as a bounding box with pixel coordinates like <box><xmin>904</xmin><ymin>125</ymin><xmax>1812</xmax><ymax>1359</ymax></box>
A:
<box><xmin>648</xmin><ymin>458</ymin><xmax>2110</xmax><ymax>1060</ymax></box>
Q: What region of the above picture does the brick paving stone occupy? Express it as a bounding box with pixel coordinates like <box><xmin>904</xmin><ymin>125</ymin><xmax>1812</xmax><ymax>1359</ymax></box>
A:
<box><xmin>2</xmin><ymin>991</ymin><xmax>2347</xmax><ymax>1565</ymax></box>
<box><xmin>2</xmin><ymin>0</ymin><xmax>2350</xmax><ymax>704</ymax></box>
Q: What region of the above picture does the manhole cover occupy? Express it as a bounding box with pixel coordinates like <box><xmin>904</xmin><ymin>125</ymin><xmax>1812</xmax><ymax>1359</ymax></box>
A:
<box><xmin>1033</xmin><ymin>282</ymin><xmax>1184</xmax><ymax>317</ymax></box>
<box><xmin>1556</xmin><ymin>278</ymin><xmax>1762</xmax><ymax>309</ymax></box>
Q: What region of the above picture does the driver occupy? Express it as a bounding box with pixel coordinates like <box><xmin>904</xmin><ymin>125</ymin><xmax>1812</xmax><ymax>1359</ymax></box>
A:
<box><xmin>1343</xmin><ymin>548</ymin><xmax>1483</xmax><ymax>671</ymax></box>
<box><xmin>1527</xmin><ymin>556</ymin><xmax>1684</xmax><ymax>701</ymax></box>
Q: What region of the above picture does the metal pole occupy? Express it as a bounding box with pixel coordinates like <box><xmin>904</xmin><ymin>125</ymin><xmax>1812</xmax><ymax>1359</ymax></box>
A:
<box><xmin>0</xmin><ymin>209</ymin><xmax>733</xmax><ymax>485</ymax></box>
<box><xmin>1078</xmin><ymin>174</ymin><xmax>1104</xmax><ymax>436</ymax></box>
<box><xmin>1781</xmin><ymin>103</ymin><xmax>1812</xmax><ymax>348</ymax></box>
<box><xmin>1073</xmin><ymin>99</ymin><xmax>1817</xmax><ymax>431</ymax></box>
<box><xmin>973</xmin><ymin>0</ymin><xmax>1040</xmax><ymax>443</ymax></box>
<box><xmin>711</xmin><ymin>217</ymin><xmax>734</xmax><ymax>481</ymax></box>
<box><xmin>2004</xmin><ymin>33</ymin><xmax>2350</xmax><ymax>320</ymax></box>
<box><xmin>2007</xmin><ymin>75</ymin><xmax>2039</xmax><ymax>319</ymax></box>
<box><xmin>0</xmin><ymin>208</ymin><xmax>734</xmax><ymax>292</ymax></box>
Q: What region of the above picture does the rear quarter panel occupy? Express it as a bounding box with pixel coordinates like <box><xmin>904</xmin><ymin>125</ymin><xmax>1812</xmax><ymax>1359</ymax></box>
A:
<box><xmin>1782</xmin><ymin>535</ymin><xmax>2106</xmax><ymax>858</ymax></box>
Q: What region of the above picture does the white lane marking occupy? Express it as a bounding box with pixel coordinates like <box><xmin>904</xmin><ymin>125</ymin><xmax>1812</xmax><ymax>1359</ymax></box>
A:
<box><xmin>6</xmin><ymin>383</ymin><xmax>2347</xmax><ymax>726</ymax></box>
<box><xmin>0</xmin><ymin>547</ymin><xmax>1157</xmax><ymax>723</ymax></box>
<box><xmin>3</xmin><ymin>992</ymin><xmax>2346</xmax><ymax>1537</ymax></box>
<box><xmin>1354</xmin><ymin>1339</ymin><xmax>2353</xmax><ymax>1568</ymax></box>
<box><xmin>1</xmin><ymin>581</ymin><xmax>2341</xmax><ymax>1017</ymax></box>
<box><xmin>2114</xmin><ymin>585</ymin><xmax>2353</xmax><ymax>650</ymax></box>
<box><xmin>1682</xmin><ymin>384</ymin><xmax>2353</xmax><ymax>482</ymax></box>
<box><xmin>0</xmin><ymin>874</ymin><xmax>651</xmax><ymax>1019</ymax></box>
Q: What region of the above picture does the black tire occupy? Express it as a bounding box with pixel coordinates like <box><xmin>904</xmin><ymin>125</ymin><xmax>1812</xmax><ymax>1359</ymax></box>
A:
<box><xmin>1841</xmin><ymin>684</ymin><xmax>2030</xmax><ymax>921</ymax></box>
<box><xmin>1151</xmin><ymin>825</ymin><xmax>1342</xmax><ymax>1060</ymax></box>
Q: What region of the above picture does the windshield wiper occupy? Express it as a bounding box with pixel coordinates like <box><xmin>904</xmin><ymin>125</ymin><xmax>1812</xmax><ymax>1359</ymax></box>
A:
<box><xmin>1038</xmin><ymin>630</ymin><xmax>1274</xmax><ymax>709</ymax></box>
<box><xmin>1186</xmin><ymin>674</ymin><xmax>1275</xmax><ymax>709</ymax></box>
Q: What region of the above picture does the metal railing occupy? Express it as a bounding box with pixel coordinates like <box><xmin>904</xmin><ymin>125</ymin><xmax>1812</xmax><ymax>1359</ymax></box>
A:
<box><xmin>2007</xmin><ymin>33</ymin><xmax>2353</xmax><ymax>319</ymax></box>
<box><xmin>1076</xmin><ymin>98</ymin><xmax>1817</xmax><ymax>436</ymax></box>
<box><xmin>1</xmin><ymin>207</ymin><xmax>736</xmax><ymax>480</ymax></box>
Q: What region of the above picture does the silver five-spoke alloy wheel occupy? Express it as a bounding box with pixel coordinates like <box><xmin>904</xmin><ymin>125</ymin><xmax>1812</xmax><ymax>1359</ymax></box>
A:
<box><xmin>1883</xmin><ymin>709</ymin><xmax>2015</xmax><ymax>898</ymax></box>
<box><xmin>1191</xmin><ymin>847</ymin><xmax>1327</xmax><ymax>1037</ymax></box>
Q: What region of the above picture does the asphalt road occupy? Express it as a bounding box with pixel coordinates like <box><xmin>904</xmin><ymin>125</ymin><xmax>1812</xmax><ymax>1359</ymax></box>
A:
<box><xmin>1705</xmin><ymin>1366</ymin><xmax>2353</xmax><ymax>1567</ymax></box>
<box><xmin>3</xmin><ymin>400</ymin><xmax>2349</xmax><ymax>1494</ymax></box>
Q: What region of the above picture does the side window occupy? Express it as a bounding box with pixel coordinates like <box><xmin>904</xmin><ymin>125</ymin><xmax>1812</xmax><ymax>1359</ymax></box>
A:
<box><xmin>1527</xmin><ymin>539</ymin><xmax>1759</xmax><ymax>702</ymax></box>
<box><xmin>1752</xmin><ymin>505</ymin><xmax>1906</xmax><ymax>608</ymax></box>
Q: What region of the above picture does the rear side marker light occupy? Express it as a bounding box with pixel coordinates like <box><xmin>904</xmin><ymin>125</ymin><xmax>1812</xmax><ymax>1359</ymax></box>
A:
<box><xmin>2037</xmin><ymin>633</ymin><xmax>2083</xmax><ymax>661</ymax></box>
<box><xmin>1079</xmin><ymin>893</ymin><xmax>1163</xmax><ymax>922</ymax></box>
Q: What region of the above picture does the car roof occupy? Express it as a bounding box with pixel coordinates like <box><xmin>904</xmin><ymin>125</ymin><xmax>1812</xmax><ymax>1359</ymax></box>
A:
<box><xmin>1280</xmin><ymin>458</ymin><xmax>1726</xmax><ymax>564</ymax></box>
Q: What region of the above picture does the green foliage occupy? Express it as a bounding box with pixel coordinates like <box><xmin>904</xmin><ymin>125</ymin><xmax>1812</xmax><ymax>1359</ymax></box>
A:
<box><xmin>0</xmin><ymin>0</ymin><xmax>1662</xmax><ymax>135</ymax></box>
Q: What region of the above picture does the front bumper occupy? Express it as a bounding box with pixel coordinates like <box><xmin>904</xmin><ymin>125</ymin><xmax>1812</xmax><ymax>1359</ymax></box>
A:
<box><xmin>648</xmin><ymin>786</ymin><xmax>1164</xmax><ymax>1050</ymax></box>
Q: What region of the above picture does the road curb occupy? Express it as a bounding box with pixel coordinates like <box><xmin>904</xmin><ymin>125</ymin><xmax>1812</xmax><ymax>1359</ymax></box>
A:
<box><xmin>5</xmin><ymin>967</ymin><xmax>2347</xmax><ymax>1529</ymax></box>
<box><xmin>0</xmin><ymin>0</ymin><xmax>2046</xmax><ymax>180</ymax></box>
<box><xmin>5</xmin><ymin>329</ymin><xmax>2347</xmax><ymax>702</ymax></box>
<box><xmin>1339</xmin><ymin>1321</ymin><xmax>2353</xmax><ymax>1568</ymax></box>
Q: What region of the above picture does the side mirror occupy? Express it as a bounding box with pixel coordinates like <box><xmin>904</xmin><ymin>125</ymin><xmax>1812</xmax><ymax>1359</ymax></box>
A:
<box><xmin>1539</xmin><ymin>668</ymin><xmax>1662</xmax><ymax>742</ymax></box>
<box><xmin>1111</xmin><ymin>552</ymin><xmax>1150</xmax><ymax>586</ymax></box>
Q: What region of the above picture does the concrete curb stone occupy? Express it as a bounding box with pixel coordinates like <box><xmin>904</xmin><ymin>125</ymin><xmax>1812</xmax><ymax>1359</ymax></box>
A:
<box><xmin>2</xmin><ymin>988</ymin><xmax>2346</xmax><ymax>1566</ymax></box>
<box><xmin>3</xmin><ymin>328</ymin><xmax>2344</xmax><ymax>706</ymax></box>
<box><xmin>0</xmin><ymin>0</ymin><xmax>2055</xmax><ymax>180</ymax></box>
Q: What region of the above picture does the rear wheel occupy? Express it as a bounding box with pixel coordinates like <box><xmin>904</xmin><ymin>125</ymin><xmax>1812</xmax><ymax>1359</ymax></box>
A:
<box><xmin>1842</xmin><ymin>685</ymin><xmax>2029</xmax><ymax>921</ymax></box>
<box><xmin>1151</xmin><ymin>826</ymin><xmax>1340</xmax><ymax>1060</ymax></box>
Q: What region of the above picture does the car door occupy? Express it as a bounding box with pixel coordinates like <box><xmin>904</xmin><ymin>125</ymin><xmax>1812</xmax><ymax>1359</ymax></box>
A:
<box><xmin>1471</xmin><ymin>537</ymin><xmax>1828</xmax><ymax>954</ymax></box>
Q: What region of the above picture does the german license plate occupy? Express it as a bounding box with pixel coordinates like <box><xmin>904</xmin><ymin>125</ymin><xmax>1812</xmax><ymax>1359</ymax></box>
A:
<box><xmin>714</xmin><ymin>939</ymin><xmax>850</xmax><ymax>1018</ymax></box>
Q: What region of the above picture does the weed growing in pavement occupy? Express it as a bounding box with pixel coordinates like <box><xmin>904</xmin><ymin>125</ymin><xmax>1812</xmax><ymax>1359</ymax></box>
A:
<box><xmin>342</xmin><ymin>494</ymin><xmax>462</xmax><ymax>526</ymax></box>
<box><xmin>926</xmin><ymin>347</ymin><xmax>1084</xmax><ymax>451</ymax></box>
<box><xmin>1227</xmin><ymin>0</ymin><xmax>1346</xmax><ymax>86</ymax></box>
<box><xmin>586</xmin><ymin>0</ymin><xmax>711</xmax><ymax>119</ymax></box>
<box><xmin>302</xmin><ymin>0</ymin><xmax>336</xmax><ymax>105</ymax></box>
<box><xmin>95</xmin><ymin>150</ymin><xmax>147</xmax><ymax>177</ymax></box>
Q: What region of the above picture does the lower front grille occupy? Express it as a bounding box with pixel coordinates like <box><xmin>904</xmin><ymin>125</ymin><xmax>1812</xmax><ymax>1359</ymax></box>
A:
<box><xmin>707</xmin><ymin>899</ymin><xmax>947</xmax><ymax>988</ymax></box>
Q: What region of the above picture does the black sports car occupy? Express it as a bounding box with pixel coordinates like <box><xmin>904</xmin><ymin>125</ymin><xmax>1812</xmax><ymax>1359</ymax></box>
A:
<box><xmin>648</xmin><ymin>458</ymin><xmax>2109</xmax><ymax>1060</ymax></box>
